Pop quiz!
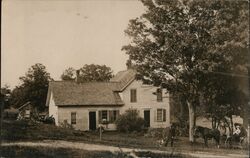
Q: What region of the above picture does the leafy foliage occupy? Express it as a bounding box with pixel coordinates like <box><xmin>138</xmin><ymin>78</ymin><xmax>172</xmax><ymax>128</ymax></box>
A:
<box><xmin>11</xmin><ymin>63</ymin><xmax>53</xmax><ymax>111</ymax></box>
<box><xmin>61</xmin><ymin>67</ymin><xmax>76</xmax><ymax>81</ymax></box>
<box><xmin>61</xmin><ymin>64</ymin><xmax>113</xmax><ymax>82</ymax></box>
<box><xmin>115</xmin><ymin>109</ymin><xmax>145</xmax><ymax>133</ymax></box>
<box><xmin>122</xmin><ymin>0</ymin><xmax>249</xmax><ymax>140</ymax></box>
<box><xmin>1</xmin><ymin>85</ymin><xmax>12</xmax><ymax>109</ymax></box>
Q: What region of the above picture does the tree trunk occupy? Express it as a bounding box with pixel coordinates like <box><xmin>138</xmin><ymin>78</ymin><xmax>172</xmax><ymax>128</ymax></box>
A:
<box><xmin>187</xmin><ymin>101</ymin><xmax>195</xmax><ymax>142</ymax></box>
<box><xmin>230</xmin><ymin>115</ymin><xmax>234</xmax><ymax>135</ymax></box>
<box><xmin>243</xmin><ymin>102</ymin><xmax>250</xmax><ymax>128</ymax></box>
<box><xmin>212</xmin><ymin>117</ymin><xmax>215</xmax><ymax>129</ymax></box>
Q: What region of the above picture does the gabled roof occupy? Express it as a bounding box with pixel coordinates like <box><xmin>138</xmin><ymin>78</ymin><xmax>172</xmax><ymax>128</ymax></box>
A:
<box><xmin>46</xmin><ymin>69</ymin><xmax>138</xmax><ymax>107</ymax></box>
<box><xmin>110</xmin><ymin>69</ymin><xmax>136</xmax><ymax>91</ymax></box>
<box><xmin>46</xmin><ymin>81</ymin><xmax>124</xmax><ymax>106</ymax></box>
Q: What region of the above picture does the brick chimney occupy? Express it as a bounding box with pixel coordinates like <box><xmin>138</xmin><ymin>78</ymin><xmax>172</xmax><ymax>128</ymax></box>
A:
<box><xmin>126</xmin><ymin>60</ymin><xmax>132</xmax><ymax>70</ymax></box>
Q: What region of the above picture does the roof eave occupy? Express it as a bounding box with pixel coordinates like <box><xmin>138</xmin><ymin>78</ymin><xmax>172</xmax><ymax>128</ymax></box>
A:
<box><xmin>56</xmin><ymin>103</ymin><xmax>124</xmax><ymax>107</ymax></box>
<box><xmin>120</xmin><ymin>78</ymin><xmax>135</xmax><ymax>91</ymax></box>
<box><xmin>45</xmin><ymin>82</ymin><xmax>52</xmax><ymax>107</ymax></box>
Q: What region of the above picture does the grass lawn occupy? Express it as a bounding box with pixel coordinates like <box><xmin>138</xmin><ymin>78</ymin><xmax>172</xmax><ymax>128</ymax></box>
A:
<box><xmin>1</xmin><ymin>146</ymin><xmax>187</xmax><ymax>158</ymax></box>
<box><xmin>0</xmin><ymin>145</ymin><xmax>122</xmax><ymax>158</ymax></box>
<box><xmin>2</xmin><ymin>120</ymin><xmax>248</xmax><ymax>157</ymax></box>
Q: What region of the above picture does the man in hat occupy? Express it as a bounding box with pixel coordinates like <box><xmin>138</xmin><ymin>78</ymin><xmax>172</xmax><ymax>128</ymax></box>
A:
<box><xmin>165</xmin><ymin>123</ymin><xmax>176</xmax><ymax>147</ymax></box>
<box><xmin>233</xmin><ymin>123</ymin><xmax>241</xmax><ymax>142</ymax></box>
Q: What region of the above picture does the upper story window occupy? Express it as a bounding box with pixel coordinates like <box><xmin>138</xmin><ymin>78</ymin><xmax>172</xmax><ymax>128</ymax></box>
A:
<box><xmin>156</xmin><ymin>88</ymin><xmax>163</xmax><ymax>102</ymax></box>
<box><xmin>71</xmin><ymin>112</ymin><xmax>76</xmax><ymax>125</ymax></box>
<box><xmin>130</xmin><ymin>89</ymin><xmax>137</xmax><ymax>103</ymax></box>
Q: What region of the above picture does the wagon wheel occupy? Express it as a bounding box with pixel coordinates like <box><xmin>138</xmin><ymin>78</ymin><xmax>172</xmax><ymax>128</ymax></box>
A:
<box><xmin>239</xmin><ymin>137</ymin><xmax>248</xmax><ymax>149</ymax></box>
<box><xmin>225</xmin><ymin>136</ymin><xmax>246</xmax><ymax>149</ymax></box>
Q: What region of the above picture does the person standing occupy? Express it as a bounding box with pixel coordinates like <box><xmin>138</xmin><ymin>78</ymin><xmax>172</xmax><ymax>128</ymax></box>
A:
<box><xmin>165</xmin><ymin>123</ymin><xmax>176</xmax><ymax>147</ymax></box>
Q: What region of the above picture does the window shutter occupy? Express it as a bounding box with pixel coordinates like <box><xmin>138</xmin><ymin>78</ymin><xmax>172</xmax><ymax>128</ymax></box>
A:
<box><xmin>154</xmin><ymin>110</ymin><xmax>157</xmax><ymax>122</ymax></box>
<box><xmin>98</xmin><ymin>111</ymin><xmax>102</xmax><ymax>123</ymax></box>
<box><xmin>116</xmin><ymin>110</ymin><xmax>120</xmax><ymax>121</ymax></box>
<box><xmin>109</xmin><ymin>110</ymin><xmax>113</xmax><ymax>122</ymax></box>
<box><xmin>163</xmin><ymin>109</ymin><xmax>166</xmax><ymax>122</ymax></box>
<box><xmin>134</xmin><ymin>89</ymin><xmax>137</xmax><ymax>102</ymax></box>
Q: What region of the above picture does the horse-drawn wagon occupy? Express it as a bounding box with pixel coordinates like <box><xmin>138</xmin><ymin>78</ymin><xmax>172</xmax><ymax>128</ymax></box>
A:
<box><xmin>222</xmin><ymin>124</ymin><xmax>248</xmax><ymax>149</ymax></box>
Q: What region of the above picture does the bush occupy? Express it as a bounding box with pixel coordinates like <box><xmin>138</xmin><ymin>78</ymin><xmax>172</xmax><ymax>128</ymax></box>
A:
<box><xmin>115</xmin><ymin>109</ymin><xmax>145</xmax><ymax>132</ymax></box>
<box><xmin>145</xmin><ymin>128</ymin><xmax>166</xmax><ymax>138</ymax></box>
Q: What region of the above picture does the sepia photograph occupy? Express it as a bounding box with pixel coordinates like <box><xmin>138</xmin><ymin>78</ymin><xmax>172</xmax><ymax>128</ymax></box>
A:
<box><xmin>1</xmin><ymin>0</ymin><xmax>249</xmax><ymax>157</ymax></box>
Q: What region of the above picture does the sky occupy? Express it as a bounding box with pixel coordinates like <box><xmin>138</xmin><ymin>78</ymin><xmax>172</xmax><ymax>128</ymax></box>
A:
<box><xmin>2</xmin><ymin>0</ymin><xmax>145</xmax><ymax>89</ymax></box>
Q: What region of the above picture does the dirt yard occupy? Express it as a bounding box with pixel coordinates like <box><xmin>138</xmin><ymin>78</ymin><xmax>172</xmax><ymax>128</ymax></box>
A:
<box><xmin>2</xmin><ymin>140</ymin><xmax>249</xmax><ymax>158</ymax></box>
<box><xmin>2</xmin><ymin>120</ymin><xmax>249</xmax><ymax>158</ymax></box>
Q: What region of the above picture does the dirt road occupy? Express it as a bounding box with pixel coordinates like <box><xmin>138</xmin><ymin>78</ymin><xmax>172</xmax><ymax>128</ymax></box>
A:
<box><xmin>2</xmin><ymin>140</ymin><xmax>249</xmax><ymax>158</ymax></box>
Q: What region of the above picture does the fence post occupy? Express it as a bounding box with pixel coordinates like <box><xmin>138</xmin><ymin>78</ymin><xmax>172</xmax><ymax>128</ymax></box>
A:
<box><xmin>99</xmin><ymin>125</ymin><xmax>102</xmax><ymax>141</ymax></box>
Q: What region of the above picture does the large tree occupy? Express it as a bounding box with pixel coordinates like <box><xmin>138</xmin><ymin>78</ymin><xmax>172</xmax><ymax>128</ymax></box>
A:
<box><xmin>61</xmin><ymin>67</ymin><xmax>76</xmax><ymax>81</ymax></box>
<box><xmin>1</xmin><ymin>85</ymin><xmax>12</xmax><ymax>109</ymax></box>
<box><xmin>122</xmin><ymin>0</ymin><xmax>249</xmax><ymax>142</ymax></box>
<box><xmin>61</xmin><ymin>64</ymin><xmax>113</xmax><ymax>82</ymax></box>
<box><xmin>11</xmin><ymin>63</ymin><xmax>53</xmax><ymax>111</ymax></box>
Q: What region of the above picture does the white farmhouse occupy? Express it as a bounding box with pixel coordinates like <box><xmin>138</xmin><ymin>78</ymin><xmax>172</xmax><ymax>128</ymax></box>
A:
<box><xmin>46</xmin><ymin>69</ymin><xmax>170</xmax><ymax>131</ymax></box>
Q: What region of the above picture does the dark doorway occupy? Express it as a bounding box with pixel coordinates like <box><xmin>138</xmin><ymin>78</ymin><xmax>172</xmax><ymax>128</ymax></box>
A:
<box><xmin>144</xmin><ymin>110</ymin><xmax>150</xmax><ymax>128</ymax></box>
<box><xmin>89</xmin><ymin>112</ymin><xmax>96</xmax><ymax>130</ymax></box>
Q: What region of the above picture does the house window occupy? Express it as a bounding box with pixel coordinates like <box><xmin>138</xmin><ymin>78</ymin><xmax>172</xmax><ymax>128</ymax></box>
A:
<box><xmin>101</xmin><ymin>110</ymin><xmax>108</xmax><ymax>120</ymax></box>
<box><xmin>99</xmin><ymin>110</ymin><xmax>119</xmax><ymax>123</ymax></box>
<box><xmin>156</xmin><ymin>88</ymin><xmax>163</xmax><ymax>102</ymax></box>
<box><xmin>109</xmin><ymin>110</ymin><xmax>119</xmax><ymax>123</ymax></box>
<box><xmin>71</xmin><ymin>112</ymin><xmax>76</xmax><ymax>125</ymax></box>
<box><xmin>130</xmin><ymin>89</ymin><xmax>137</xmax><ymax>102</ymax></box>
<box><xmin>156</xmin><ymin>109</ymin><xmax>166</xmax><ymax>122</ymax></box>
<box><xmin>99</xmin><ymin>110</ymin><xmax>108</xmax><ymax>123</ymax></box>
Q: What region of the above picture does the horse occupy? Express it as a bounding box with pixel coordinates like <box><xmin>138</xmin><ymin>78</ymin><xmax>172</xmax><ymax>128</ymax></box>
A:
<box><xmin>194</xmin><ymin>126</ymin><xmax>220</xmax><ymax>148</ymax></box>
<box><xmin>219</xmin><ymin>125</ymin><xmax>231</xmax><ymax>147</ymax></box>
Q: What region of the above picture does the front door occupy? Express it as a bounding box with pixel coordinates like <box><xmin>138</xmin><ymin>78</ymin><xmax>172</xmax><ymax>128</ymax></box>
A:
<box><xmin>144</xmin><ymin>110</ymin><xmax>150</xmax><ymax>128</ymax></box>
<box><xmin>89</xmin><ymin>112</ymin><xmax>96</xmax><ymax>130</ymax></box>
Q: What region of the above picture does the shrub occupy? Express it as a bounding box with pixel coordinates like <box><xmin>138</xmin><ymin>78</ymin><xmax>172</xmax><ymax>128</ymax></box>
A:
<box><xmin>145</xmin><ymin>128</ymin><xmax>166</xmax><ymax>138</ymax></box>
<box><xmin>115</xmin><ymin>109</ymin><xmax>145</xmax><ymax>132</ymax></box>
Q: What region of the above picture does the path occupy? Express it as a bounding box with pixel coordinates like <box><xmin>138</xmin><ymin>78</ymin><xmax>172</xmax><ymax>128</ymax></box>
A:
<box><xmin>2</xmin><ymin>140</ymin><xmax>249</xmax><ymax>158</ymax></box>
